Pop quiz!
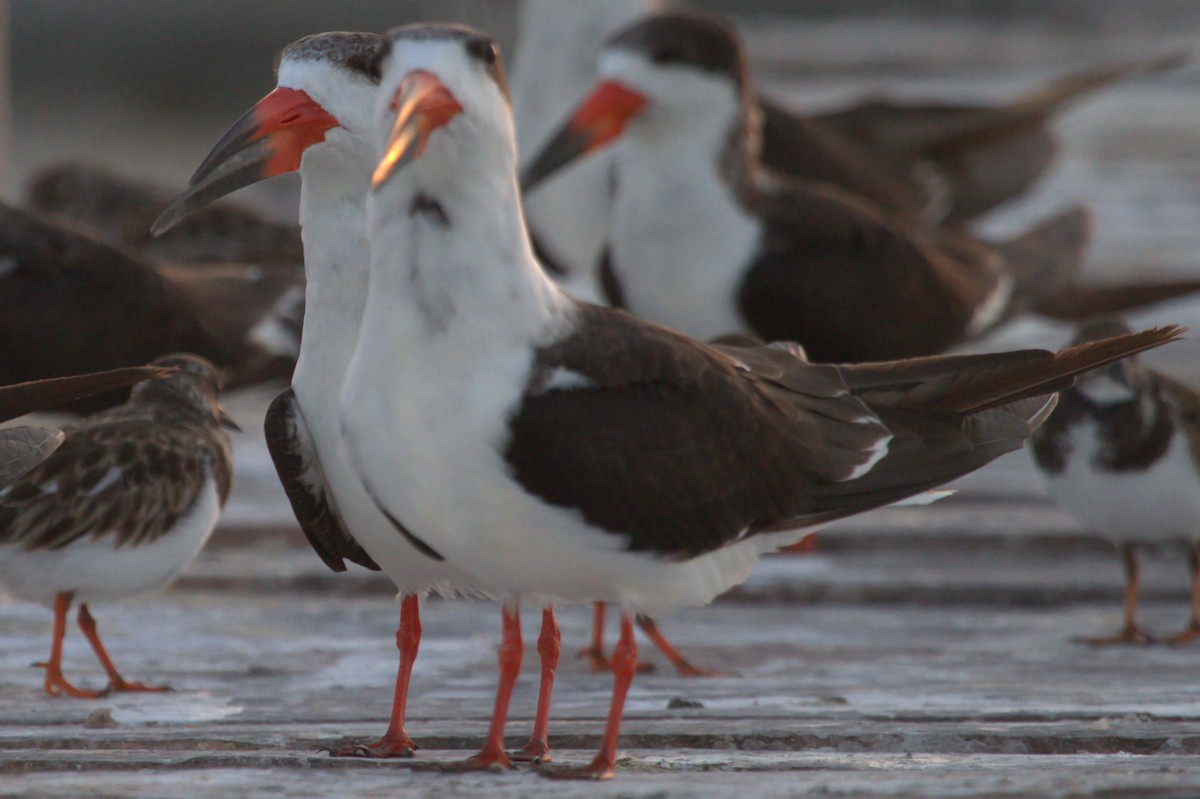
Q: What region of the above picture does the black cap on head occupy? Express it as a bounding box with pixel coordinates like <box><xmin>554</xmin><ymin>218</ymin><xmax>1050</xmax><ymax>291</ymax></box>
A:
<box><xmin>276</xmin><ymin>31</ymin><xmax>388</xmax><ymax>84</ymax></box>
<box><xmin>608</xmin><ymin>11</ymin><xmax>746</xmax><ymax>86</ymax></box>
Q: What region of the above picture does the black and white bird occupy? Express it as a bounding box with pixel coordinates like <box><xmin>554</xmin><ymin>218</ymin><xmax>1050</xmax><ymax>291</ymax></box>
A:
<box><xmin>521</xmin><ymin>12</ymin><xmax>1099</xmax><ymax>363</ymax></box>
<box><xmin>0</xmin><ymin>354</ymin><xmax>234</xmax><ymax>698</ymax></box>
<box><xmin>155</xmin><ymin>28</ymin><xmax>718</xmax><ymax>761</ymax></box>
<box><xmin>0</xmin><ymin>203</ymin><xmax>301</xmax><ymax>408</ymax></box>
<box><xmin>1031</xmin><ymin>318</ymin><xmax>1200</xmax><ymax>645</ymax></box>
<box><xmin>346</xmin><ymin>23</ymin><xmax>1180</xmax><ymax>778</ymax></box>
<box><xmin>0</xmin><ymin>366</ymin><xmax>171</xmax><ymax>484</ymax></box>
<box><xmin>154</xmin><ymin>32</ymin><xmax>548</xmax><ymax>762</ymax></box>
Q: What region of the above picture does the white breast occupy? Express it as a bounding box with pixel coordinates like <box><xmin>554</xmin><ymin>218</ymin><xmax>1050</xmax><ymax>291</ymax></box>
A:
<box><xmin>1036</xmin><ymin>420</ymin><xmax>1200</xmax><ymax>544</ymax></box>
<box><xmin>0</xmin><ymin>474</ymin><xmax>222</xmax><ymax>608</ymax></box>
<box><xmin>610</xmin><ymin>137</ymin><xmax>761</xmax><ymax>341</ymax></box>
<box><xmin>291</xmin><ymin>207</ymin><xmax>479</xmax><ymax>598</ymax></box>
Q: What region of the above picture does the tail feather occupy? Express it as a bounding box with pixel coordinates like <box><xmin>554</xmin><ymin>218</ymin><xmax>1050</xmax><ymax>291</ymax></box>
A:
<box><xmin>903</xmin><ymin>325</ymin><xmax>1186</xmax><ymax>415</ymax></box>
<box><xmin>928</xmin><ymin>51</ymin><xmax>1191</xmax><ymax>153</ymax></box>
<box><xmin>1034</xmin><ymin>278</ymin><xmax>1200</xmax><ymax>320</ymax></box>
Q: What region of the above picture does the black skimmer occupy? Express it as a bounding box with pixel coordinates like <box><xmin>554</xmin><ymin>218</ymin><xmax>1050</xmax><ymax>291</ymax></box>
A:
<box><xmin>350</xmin><ymin>22</ymin><xmax>1182</xmax><ymax>777</ymax></box>
<box><xmin>522</xmin><ymin>12</ymin><xmax>1200</xmax><ymax>362</ymax></box>
<box><xmin>1031</xmin><ymin>318</ymin><xmax>1200</xmax><ymax>645</ymax></box>
<box><xmin>519</xmin><ymin>12</ymin><xmax>1102</xmax><ymax>363</ymax></box>
<box><xmin>30</xmin><ymin>162</ymin><xmax>302</xmax><ymax>266</ymax></box>
<box><xmin>0</xmin><ymin>366</ymin><xmax>171</xmax><ymax>484</ymax></box>
<box><xmin>0</xmin><ymin>354</ymin><xmax>234</xmax><ymax>698</ymax></box>
<box><xmin>0</xmin><ymin>203</ymin><xmax>300</xmax><ymax>409</ymax></box>
<box><xmin>157</xmin><ymin>26</ymin><xmax>721</xmax><ymax>761</ymax></box>
<box><xmin>153</xmin><ymin>31</ymin><xmax>552</xmax><ymax>762</ymax></box>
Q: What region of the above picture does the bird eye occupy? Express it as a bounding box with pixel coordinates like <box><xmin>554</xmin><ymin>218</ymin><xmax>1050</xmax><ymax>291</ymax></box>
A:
<box><xmin>467</xmin><ymin>37</ymin><xmax>497</xmax><ymax>66</ymax></box>
<box><xmin>650</xmin><ymin>46</ymin><xmax>681</xmax><ymax>65</ymax></box>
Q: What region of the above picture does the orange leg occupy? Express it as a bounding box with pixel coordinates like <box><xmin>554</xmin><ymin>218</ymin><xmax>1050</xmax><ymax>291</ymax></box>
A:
<box><xmin>578</xmin><ymin>603</ymin><xmax>610</xmax><ymax>671</ymax></box>
<box><xmin>77</xmin><ymin>604</ymin><xmax>170</xmax><ymax>693</ymax></box>
<box><xmin>636</xmin><ymin>614</ymin><xmax>725</xmax><ymax>677</ymax></box>
<box><xmin>76</xmin><ymin>599</ymin><xmax>169</xmax><ymax>686</ymax></box>
<box><xmin>580</xmin><ymin>603</ymin><xmax>655</xmax><ymax>674</ymax></box>
<box><xmin>514</xmin><ymin>607</ymin><xmax>560</xmax><ymax>763</ymax></box>
<box><xmin>1082</xmin><ymin>544</ymin><xmax>1155</xmax><ymax>645</ymax></box>
<box><xmin>453</xmin><ymin>604</ymin><xmax>522</xmax><ymax>771</ymax></box>
<box><xmin>545</xmin><ymin>610</ymin><xmax>637</xmax><ymax>780</ymax></box>
<box><xmin>35</xmin><ymin>592</ymin><xmax>104</xmax><ymax>699</ymax></box>
<box><xmin>1169</xmin><ymin>544</ymin><xmax>1200</xmax><ymax>645</ymax></box>
<box><xmin>331</xmin><ymin>593</ymin><xmax>422</xmax><ymax>757</ymax></box>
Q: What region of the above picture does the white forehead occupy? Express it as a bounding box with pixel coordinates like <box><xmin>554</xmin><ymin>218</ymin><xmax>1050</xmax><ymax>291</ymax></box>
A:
<box><xmin>277</xmin><ymin>56</ymin><xmax>376</xmax><ymax>124</ymax></box>
<box><xmin>379</xmin><ymin>39</ymin><xmax>474</xmax><ymax>86</ymax></box>
<box><xmin>597</xmin><ymin>48</ymin><xmax>732</xmax><ymax>105</ymax></box>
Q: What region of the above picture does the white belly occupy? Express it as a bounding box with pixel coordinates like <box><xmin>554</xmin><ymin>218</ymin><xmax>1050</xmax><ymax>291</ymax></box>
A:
<box><xmin>1036</xmin><ymin>421</ymin><xmax>1200</xmax><ymax>544</ymax></box>
<box><xmin>293</xmin><ymin>345</ymin><xmax>480</xmax><ymax>598</ymax></box>
<box><xmin>0</xmin><ymin>476</ymin><xmax>222</xmax><ymax>608</ymax></box>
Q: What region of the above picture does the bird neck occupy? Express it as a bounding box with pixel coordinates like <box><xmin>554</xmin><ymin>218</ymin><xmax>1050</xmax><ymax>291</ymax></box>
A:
<box><xmin>363</xmin><ymin>149</ymin><xmax>571</xmax><ymax>353</ymax></box>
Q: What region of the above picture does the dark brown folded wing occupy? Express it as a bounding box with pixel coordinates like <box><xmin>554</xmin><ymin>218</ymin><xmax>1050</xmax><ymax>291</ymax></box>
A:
<box><xmin>264</xmin><ymin>390</ymin><xmax>380</xmax><ymax>573</ymax></box>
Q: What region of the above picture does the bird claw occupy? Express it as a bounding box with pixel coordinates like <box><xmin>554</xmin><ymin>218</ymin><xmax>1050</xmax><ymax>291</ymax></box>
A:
<box><xmin>108</xmin><ymin>680</ymin><xmax>172</xmax><ymax>693</ymax></box>
<box><xmin>510</xmin><ymin>739</ymin><xmax>551</xmax><ymax>764</ymax></box>
<box><xmin>327</xmin><ymin>735</ymin><xmax>419</xmax><ymax>759</ymax></box>
<box><xmin>577</xmin><ymin>646</ymin><xmax>656</xmax><ymax>674</ymax></box>
<box><xmin>1076</xmin><ymin>625</ymin><xmax>1157</xmax><ymax>646</ymax></box>
<box><xmin>538</xmin><ymin>761</ymin><xmax>615</xmax><ymax>781</ymax></box>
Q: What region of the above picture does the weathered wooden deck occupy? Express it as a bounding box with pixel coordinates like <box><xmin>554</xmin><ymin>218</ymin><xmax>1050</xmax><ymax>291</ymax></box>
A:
<box><xmin>5</xmin><ymin>3</ymin><xmax>1200</xmax><ymax>797</ymax></box>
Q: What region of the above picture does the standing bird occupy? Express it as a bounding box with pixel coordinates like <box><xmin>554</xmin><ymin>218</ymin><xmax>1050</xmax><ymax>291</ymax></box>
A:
<box><xmin>0</xmin><ymin>354</ymin><xmax>234</xmax><ymax>698</ymax></box>
<box><xmin>0</xmin><ymin>366</ymin><xmax>171</xmax><ymax>484</ymax></box>
<box><xmin>521</xmin><ymin>12</ymin><xmax>1096</xmax><ymax>363</ymax></box>
<box><xmin>1031</xmin><ymin>318</ymin><xmax>1200</xmax><ymax>645</ymax></box>
<box><xmin>153</xmin><ymin>32</ymin><xmax>535</xmax><ymax>762</ymax></box>
<box><xmin>347</xmin><ymin>23</ymin><xmax>1181</xmax><ymax>778</ymax></box>
<box><xmin>155</xmin><ymin>27</ymin><xmax>720</xmax><ymax>759</ymax></box>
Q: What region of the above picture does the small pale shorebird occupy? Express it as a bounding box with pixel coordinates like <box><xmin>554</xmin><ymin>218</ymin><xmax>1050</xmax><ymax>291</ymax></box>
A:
<box><xmin>1032</xmin><ymin>318</ymin><xmax>1200</xmax><ymax>645</ymax></box>
<box><xmin>346</xmin><ymin>22</ymin><xmax>1180</xmax><ymax>777</ymax></box>
<box><xmin>0</xmin><ymin>354</ymin><xmax>234</xmax><ymax>698</ymax></box>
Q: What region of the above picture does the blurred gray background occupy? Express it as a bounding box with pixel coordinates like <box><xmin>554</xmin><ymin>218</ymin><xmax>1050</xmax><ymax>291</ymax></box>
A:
<box><xmin>4</xmin><ymin>0</ymin><xmax>1199</xmax><ymax>204</ymax></box>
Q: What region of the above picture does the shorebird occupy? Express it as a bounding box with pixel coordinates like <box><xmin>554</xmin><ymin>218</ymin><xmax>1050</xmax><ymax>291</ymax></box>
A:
<box><xmin>0</xmin><ymin>203</ymin><xmax>300</xmax><ymax>409</ymax></box>
<box><xmin>0</xmin><ymin>366</ymin><xmax>171</xmax><ymax>484</ymax></box>
<box><xmin>0</xmin><ymin>354</ymin><xmax>234</xmax><ymax>698</ymax></box>
<box><xmin>27</xmin><ymin>162</ymin><xmax>303</xmax><ymax>266</ymax></box>
<box><xmin>348</xmin><ymin>22</ymin><xmax>1181</xmax><ymax>777</ymax></box>
<box><xmin>1031</xmin><ymin>318</ymin><xmax>1200</xmax><ymax>645</ymax></box>
<box><xmin>155</xmin><ymin>26</ymin><xmax>718</xmax><ymax>757</ymax></box>
<box><xmin>520</xmin><ymin>12</ymin><xmax>1103</xmax><ymax>363</ymax></box>
<box><xmin>521</xmin><ymin>12</ymin><xmax>1200</xmax><ymax>362</ymax></box>
<box><xmin>513</xmin><ymin>5</ymin><xmax>1186</xmax><ymax>295</ymax></box>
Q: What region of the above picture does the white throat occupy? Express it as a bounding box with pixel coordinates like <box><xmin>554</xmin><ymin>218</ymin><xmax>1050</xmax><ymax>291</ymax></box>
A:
<box><xmin>291</xmin><ymin>144</ymin><xmax>372</xmax><ymax>403</ymax></box>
